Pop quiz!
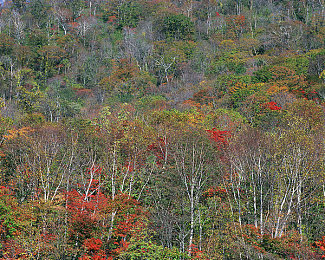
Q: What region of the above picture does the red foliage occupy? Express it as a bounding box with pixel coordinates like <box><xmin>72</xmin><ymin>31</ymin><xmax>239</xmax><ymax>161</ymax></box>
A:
<box><xmin>84</xmin><ymin>238</ymin><xmax>103</xmax><ymax>251</ymax></box>
<box><xmin>0</xmin><ymin>187</ymin><xmax>27</xmax><ymax>258</ymax></box>
<box><xmin>262</xmin><ymin>101</ymin><xmax>282</xmax><ymax>110</ymax></box>
<box><xmin>110</xmin><ymin>193</ymin><xmax>146</xmax><ymax>237</ymax></box>
<box><xmin>189</xmin><ymin>244</ymin><xmax>207</xmax><ymax>259</ymax></box>
<box><xmin>103</xmin><ymin>193</ymin><xmax>147</xmax><ymax>258</ymax></box>
<box><xmin>1</xmin><ymin>240</ymin><xmax>27</xmax><ymax>259</ymax></box>
<box><xmin>315</xmin><ymin>236</ymin><xmax>325</xmax><ymax>257</ymax></box>
<box><xmin>291</xmin><ymin>88</ymin><xmax>320</xmax><ymax>102</ymax></box>
<box><xmin>67</xmin><ymin>189</ymin><xmax>108</xmax><ymax>216</ymax></box>
<box><xmin>67</xmin><ymin>165</ymin><xmax>107</xmax><ymax>214</ymax></box>
<box><xmin>74</xmin><ymin>88</ymin><xmax>93</xmax><ymax>98</ymax></box>
<box><xmin>240</xmin><ymin>225</ymin><xmax>321</xmax><ymax>259</ymax></box>
<box><xmin>80</xmin><ymin>238</ymin><xmax>107</xmax><ymax>260</ymax></box>
<box><xmin>147</xmin><ymin>137</ymin><xmax>167</xmax><ymax>165</ymax></box>
<box><xmin>204</xmin><ymin>186</ymin><xmax>228</xmax><ymax>199</ymax></box>
<box><xmin>206</xmin><ymin>128</ymin><xmax>231</xmax><ymax>150</ymax></box>
<box><xmin>226</xmin><ymin>15</ymin><xmax>247</xmax><ymax>36</ymax></box>
<box><xmin>40</xmin><ymin>232</ymin><xmax>57</xmax><ymax>243</ymax></box>
<box><xmin>186</xmin><ymin>89</ymin><xmax>214</xmax><ymax>107</ymax></box>
<box><xmin>69</xmin><ymin>213</ymin><xmax>98</xmax><ymax>245</ymax></box>
<box><xmin>0</xmin><ymin>185</ymin><xmax>12</xmax><ymax>197</ymax></box>
<box><xmin>66</xmin><ymin>168</ymin><xmax>147</xmax><ymax>258</ymax></box>
<box><xmin>66</xmin><ymin>166</ymin><xmax>108</xmax><ymax>246</ymax></box>
<box><xmin>108</xmin><ymin>15</ymin><xmax>117</xmax><ymax>23</ymax></box>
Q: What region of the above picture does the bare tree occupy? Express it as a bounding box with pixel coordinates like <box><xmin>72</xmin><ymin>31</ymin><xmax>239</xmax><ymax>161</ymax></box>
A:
<box><xmin>11</xmin><ymin>10</ymin><xmax>25</xmax><ymax>43</ymax></box>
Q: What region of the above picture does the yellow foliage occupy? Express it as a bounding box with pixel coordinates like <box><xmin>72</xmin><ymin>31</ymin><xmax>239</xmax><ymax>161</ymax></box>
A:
<box><xmin>220</xmin><ymin>39</ymin><xmax>235</xmax><ymax>50</ymax></box>
<box><xmin>267</xmin><ymin>84</ymin><xmax>289</xmax><ymax>95</ymax></box>
<box><xmin>199</xmin><ymin>80</ymin><xmax>206</xmax><ymax>86</ymax></box>
<box><xmin>0</xmin><ymin>98</ymin><xmax>4</xmax><ymax>109</ymax></box>
<box><xmin>250</xmin><ymin>83</ymin><xmax>265</xmax><ymax>88</ymax></box>
<box><xmin>3</xmin><ymin>127</ymin><xmax>33</xmax><ymax>141</ymax></box>
<box><xmin>320</xmin><ymin>70</ymin><xmax>325</xmax><ymax>80</ymax></box>
<box><xmin>229</xmin><ymin>81</ymin><xmax>248</xmax><ymax>94</ymax></box>
<box><xmin>187</xmin><ymin>110</ymin><xmax>205</xmax><ymax>128</ymax></box>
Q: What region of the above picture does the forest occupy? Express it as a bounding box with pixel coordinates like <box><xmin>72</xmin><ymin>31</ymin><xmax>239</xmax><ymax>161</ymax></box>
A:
<box><xmin>0</xmin><ymin>0</ymin><xmax>324</xmax><ymax>259</ymax></box>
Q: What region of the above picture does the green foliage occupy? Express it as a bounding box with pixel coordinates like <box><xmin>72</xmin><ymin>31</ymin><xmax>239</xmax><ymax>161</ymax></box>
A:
<box><xmin>207</xmin><ymin>51</ymin><xmax>247</xmax><ymax>75</ymax></box>
<box><xmin>0</xmin><ymin>188</ymin><xmax>20</xmax><ymax>242</ymax></box>
<box><xmin>13</xmin><ymin>0</ymin><xmax>27</xmax><ymax>11</ymax></box>
<box><xmin>26</xmin><ymin>29</ymin><xmax>49</xmax><ymax>48</ymax></box>
<box><xmin>119</xmin><ymin>238</ymin><xmax>189</xmax><ymax>259</ymax></box>
<box><xmin>20</xmin><ymin>112</ymin><xmax>45</xmax><ymax>126</ymax></box>
<box><xmin>149</xmin><ymin>109</ymin><xmax>188</xmax><ymax>127</ymax></box>
<box><xmin>213</xmin><ymin>108</ymin><xmax>248</xmax><ymax>127</ymax></box>
<box><xmin>155</xmin><ymin>13</ymin><xmax>195</xmax><ymax>41</ymax></box>
<box><xmin>284</xmin><ymin>55</ymin><xmax>309</xmax><ymax>75</ymax></box>
<box><xmin>136</xmin><ymin>95</ymin><xmax>167</xmax><ymax>111</ymax></box>
<box><xmin>230</xmin><ymin>83</ymin><xmax>265</xmax><ymax>106</ymax></box>
<box><xmin>253</xmin><ymin>66</ymin><xmax>272</xmax><ymax>83</ymax></box>
<box><xmin>17</xmin><ymin>86</ymin><xmax>44</xmax><ymax>113</ymax></box>
<box><xmin>28</xmin><ymin>0</ymin><xmax>50</xmax><ymax>27</ymax></box>
<box><xmin>117</xmin><ymin>1</ymin><xmax>143</xmax><ymax>29</ymax></box>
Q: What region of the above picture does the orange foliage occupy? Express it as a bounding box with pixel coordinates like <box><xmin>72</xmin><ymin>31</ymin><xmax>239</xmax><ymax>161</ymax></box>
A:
<box><xmin>269</xmin><ymin>66</ymin><xmax>307</xmax><ymax>91</ymax></box>
<box><xmin>3</xmin><ymin>127</ymin><xmax>33</xmax><ymax>141</ymax></box>
<box><xmin>229</xmin><ymin>81</ymin><xmax>248</xmax><ymax>94</ymax></box>
<box><xmin>267</xmin><ymin>84</ymin><xmax>289</xmax><ymax>95</ymax></box>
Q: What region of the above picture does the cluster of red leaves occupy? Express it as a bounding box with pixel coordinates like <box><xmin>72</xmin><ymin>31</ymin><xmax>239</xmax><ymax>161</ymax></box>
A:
<box><xmin>110</xmin><ymin>193</ymin><xmax>146</xmax><ymax>236</ymax></box>
<box><xmin>40</xmin><ymin>232</ymin><xmax>57</xmax><ymax>243</ymax></box>
<box><xmin>241</xmin><ymin>224</ymin><xmax>264</xmax><ymax>252</ymax></box>
<box><xmin>226</xmin><ymin>15</ymin><xmax>246</xmax><ymax>32</ymax></box>
<box><xmin>189</xmin><ymin>244</ymin><xmax>207</xmax><ymax>259</ymax></box>
<box><xmin>204</xmin><ymin>186</ymin><xmax>228</xmax><ymax>199</ymax></box>
<box><xmin>0</xmin><ymin>185</ymin><xmax>12</xmax><ymax>196</ymax></box>
<box><xmin>206</xmin><ymin>128</ymin><xmax>231</xmax><ymax>150</ymax></box>
<box><xmin>69</xmin><ymin>212</ymin><xmax>98</xmax><ymax>246</ymax></box>
<box><xmin>66</xmin><ymin>166</ymin><xmax>107</xmax><ymax>248</ymax></box>
<box><xmin>0</xmin><ymin>187</ymin><xmax>27</xmax><ymax>259</ymax></box>
<box><xmin>67</xmin><ymin>167</ymin><xmax>147</xmax><ymax>258</ymax></box>
<box><xmin>189</xmin><ymin>89</ymin><xmax>214</xmax><ymax>107</ymax></box>
<box><xmin>107</xmin><ymin>193</ymin><xmax>146</xmax><ymax>257</ymax></box>
<box><xmin>147</xmin><ymin>137</ymin><xmax>167</xmax><ymax>165</ymax></box>
<box><xmin>240</xmin><ymin>225</ymin><xmax>321</xmax><ymax>259</ymax></box>
<box><xmin>68</xmin><ymin>22</ymin><xmax>79</xmax><ymax>30</ymax></box>
<box><xmin>80</xmin><ymin>238</ymin><xmax>107</xmax><ymax>260</ymax></box>
<box><xmin>293</xmin><ymin>89</ymin><xmax>321</xmax><ymax>103</ymax></box>
<box><xmin>67</xmin><ymin>189</ymin><xmax>108</xmax><ymax>216</ymax></box>
<box><xmin>68</xmin><ymin>166</ymin><xmax>106</xmax><ymax>213</ymax></box>
<box><xmin>262</xmin><ymin>101</ymin><xmax>282</xmax><ymax>110</ymax></box>
<box><xmin>315</xmin><ymin>236</ymin><xmax>325</xmax><ymax>257</ymax></box>
<box><xmin>1</xmin><ymin>240</ymin><xmax>27</xmax><ymax>259</ymax></box>
<box><xmin>107</xmin><ymin>15</ymin><xmax>117</xmax><ymax>23</ymax></box>
<box><xmin>74</xmin><ymin>88</ymin><xmax>93</xmax><ymax>98</ymax></box>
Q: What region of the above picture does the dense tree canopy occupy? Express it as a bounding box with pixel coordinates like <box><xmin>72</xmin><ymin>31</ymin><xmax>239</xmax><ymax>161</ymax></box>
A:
<box><xmin>0</xmin><ymin>0</ymin><xmax>324</xmax><ymax>259</ymax></box>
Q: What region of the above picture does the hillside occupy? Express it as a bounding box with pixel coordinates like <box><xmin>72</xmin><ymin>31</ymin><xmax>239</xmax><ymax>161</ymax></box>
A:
<box><xmin>0</xmin><ymin>0</ymin><xmax>325</xmax><ymax>259</ymax></box>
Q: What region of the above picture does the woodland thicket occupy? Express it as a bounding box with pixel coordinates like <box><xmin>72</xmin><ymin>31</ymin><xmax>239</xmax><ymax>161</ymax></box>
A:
<box><xmin>0</xmin><ymin>0</ymin><xmax>325</xmax><ymax>259</ymax></box>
